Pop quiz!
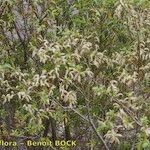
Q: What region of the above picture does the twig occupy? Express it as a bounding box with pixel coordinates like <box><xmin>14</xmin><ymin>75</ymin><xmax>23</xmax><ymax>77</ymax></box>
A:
<box><xmin>86</xmin><ymin>96</ymin><xmax>110</xmax><ymax>150</ymax></box>
<box><xmin>113</xmin><ymin>99</ymin><xmax>142</xmax><ymax>127</ymax></box>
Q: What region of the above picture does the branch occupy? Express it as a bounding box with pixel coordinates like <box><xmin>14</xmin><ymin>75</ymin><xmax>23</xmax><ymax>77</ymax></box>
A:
<box><xmin>50</xmin><ymin>97</ymin><xmax>89</xmax><ymax>122</ymax></box>
<box><xmin>50</xmin><ymin>93</ymin><xmax>110</xmax><ymax>150</ymax></box>
<box><xmin>113</xmin><ymin>99</ymin><xmax>142</xmax><ymax>127</ymax></box>
<box><xmin>86</xmin><ymin>97</ymin><xmax>110</xmax><ymax>150</ymax></box>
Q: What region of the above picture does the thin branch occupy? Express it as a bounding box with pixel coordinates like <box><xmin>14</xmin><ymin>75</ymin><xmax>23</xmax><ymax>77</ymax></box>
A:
<box><xmin>113</xmin><ymin>99</ymin><xmax>142</xmax><ymax>127</ymax></box>
<box><xmin>50</xmin><ymin>85</ymin><xmax>110</xmax><ymax>150</ymax></box>
<box><xmin>50</xmin><ymin>96</ymin><xmax>89</xmax><ymax>122</ymax></box>
<box><xmin>85</xmin><ymin>89</ymin><xmax>110</xmax><ymax>150</ymax></box>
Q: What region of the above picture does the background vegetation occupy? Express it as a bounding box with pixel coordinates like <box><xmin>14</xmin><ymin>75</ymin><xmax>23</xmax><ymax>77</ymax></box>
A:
<box><xmin>0</xmin><ymin>0</ymin><xmax>150</xmax><ymax>149</ymax></box>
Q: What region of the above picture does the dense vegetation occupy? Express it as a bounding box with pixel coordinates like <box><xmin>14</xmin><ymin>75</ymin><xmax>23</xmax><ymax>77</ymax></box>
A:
<box><xmin>0</xmin><ymin>0</ymin><xmax>150</xmax><ymax>149</ymax></box>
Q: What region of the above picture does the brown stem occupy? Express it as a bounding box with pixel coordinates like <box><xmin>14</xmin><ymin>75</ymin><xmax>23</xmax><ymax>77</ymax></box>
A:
<box><xmin>64</xmin><ymin>113</ymin><xmax>71</xmax><ymax>140</ymax></box>
<box><xmin>43</xmin><ymin>116</ymin><xmax>57</xmax><ymax>145</ymax></box>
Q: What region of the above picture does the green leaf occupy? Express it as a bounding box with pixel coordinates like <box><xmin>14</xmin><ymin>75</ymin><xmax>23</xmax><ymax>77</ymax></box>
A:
<box><xmin>0</xmin><ymin>63</ymin><xmax>13</xmax><ymax>71</ymax></box>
